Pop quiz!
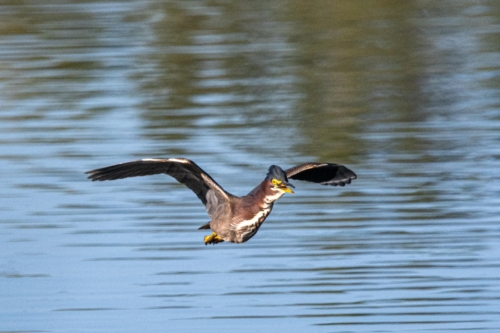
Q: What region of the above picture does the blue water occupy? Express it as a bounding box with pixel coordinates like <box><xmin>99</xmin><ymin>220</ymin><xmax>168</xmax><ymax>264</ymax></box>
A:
<box><xmin>1</xmin><ymin>1</ymin><xmax>500</xmax><ymax>332</ymax></box>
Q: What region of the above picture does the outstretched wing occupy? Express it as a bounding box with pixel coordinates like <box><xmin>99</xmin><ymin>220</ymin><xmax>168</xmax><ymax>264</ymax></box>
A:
<box><xmin>85</xmin><ymin>158</ymin><xmax>232</xmax><ymax>217</ymax></box>
<box><xmin>285</xmin><ymin>163</ymin><xmax>357</xmax><ymax>187</ymax></box>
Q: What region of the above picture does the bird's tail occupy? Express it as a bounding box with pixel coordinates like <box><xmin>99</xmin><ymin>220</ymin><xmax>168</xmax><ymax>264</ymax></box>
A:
<box><xmin>198</xmin><ymin>222</ymin><xmax>211</xmax><ymax>230</ymax></box>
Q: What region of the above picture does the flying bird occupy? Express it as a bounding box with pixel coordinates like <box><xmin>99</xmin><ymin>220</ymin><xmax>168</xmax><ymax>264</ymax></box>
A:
<box><xmin>86</xmin><ymin>158</ymin><xmax>356</xmax><ymax>245</ymax></box>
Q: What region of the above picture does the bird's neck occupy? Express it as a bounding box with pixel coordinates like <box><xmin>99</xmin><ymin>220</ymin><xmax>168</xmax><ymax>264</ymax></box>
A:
<box><xmin>248</xmin><ymin>180</ymin><xmax>285</xmax><ymax>209</ymax></box>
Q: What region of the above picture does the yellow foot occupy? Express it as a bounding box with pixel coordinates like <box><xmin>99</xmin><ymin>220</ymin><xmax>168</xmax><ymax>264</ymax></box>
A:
<box><xmin>204</xmin><ymin>232</ymin><xmax>224</xmax><ymax>245</ymax></box>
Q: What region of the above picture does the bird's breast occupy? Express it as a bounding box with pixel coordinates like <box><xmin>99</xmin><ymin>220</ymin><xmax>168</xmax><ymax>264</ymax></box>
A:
<box><xmin>231</xmin><ymin>205</ymin><xmax>273</xmax><ymax>243</ymax></box>
<box><xmin>234</xmin><ymin>206</ymin><xmax>271</xmax><ymax>230</ymax></box>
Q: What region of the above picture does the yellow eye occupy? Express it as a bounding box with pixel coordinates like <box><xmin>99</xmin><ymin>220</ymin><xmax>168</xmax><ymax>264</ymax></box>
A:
<box><xmin>272</xmin><ymin>179</ymin><xmax>281</xmax><ymax>186</ymax></box>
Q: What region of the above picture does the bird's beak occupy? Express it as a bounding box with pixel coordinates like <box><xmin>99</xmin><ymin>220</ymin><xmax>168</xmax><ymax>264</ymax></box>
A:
<box><xmin>282</xmin><ymin>181</ymin><xmax>295</xmax><ymax>194</ymax></box>
<box><xmin>272</xmin><ymin>178</ymin><xmax>295</xmax><ymax>194</ymax></box>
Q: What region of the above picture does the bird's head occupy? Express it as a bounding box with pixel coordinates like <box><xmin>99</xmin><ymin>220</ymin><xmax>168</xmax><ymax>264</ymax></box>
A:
<box><xmin>267</xmin><ymin>165</ymin><xmax>295</xmax><ymax>194</ymax></box>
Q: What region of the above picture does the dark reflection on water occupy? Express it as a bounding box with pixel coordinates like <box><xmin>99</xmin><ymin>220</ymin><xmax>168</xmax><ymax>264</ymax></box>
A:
<box><xmin>1</xmin><ymin>0</ymin><xmax>500</xmax><ymax>332</ymax></box>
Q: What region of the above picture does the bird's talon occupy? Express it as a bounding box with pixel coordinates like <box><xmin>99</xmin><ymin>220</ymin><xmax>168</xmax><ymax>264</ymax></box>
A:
<box><xmin>204</xmin><ymin>232</ymin><xmax>224</xmax><ymax>245</ymax></box>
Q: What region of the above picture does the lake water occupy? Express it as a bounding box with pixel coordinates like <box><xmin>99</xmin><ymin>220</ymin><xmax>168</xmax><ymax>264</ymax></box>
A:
<box><xmin>1</xmin><ymin>1</ymin><xmax>500</xmax><ymax>332</ymax></box>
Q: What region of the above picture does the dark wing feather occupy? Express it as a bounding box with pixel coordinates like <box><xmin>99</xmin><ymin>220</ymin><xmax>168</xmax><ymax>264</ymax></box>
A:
<box><xmin>285</xmin><ymin>163</ymin><xmax>357</xmax><ymax>187</ymax></box>
<box><xmin>85</xmin><ymin>158</ymin><xmax>231</xmax><ymax>215</ymax></box>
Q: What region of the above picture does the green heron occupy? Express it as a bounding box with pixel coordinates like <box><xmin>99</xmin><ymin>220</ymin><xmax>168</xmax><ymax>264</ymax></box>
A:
<box><xmin>86</xmin><ymin>158</ymin><xmax>356</xmax><ymax>245</ymax></box>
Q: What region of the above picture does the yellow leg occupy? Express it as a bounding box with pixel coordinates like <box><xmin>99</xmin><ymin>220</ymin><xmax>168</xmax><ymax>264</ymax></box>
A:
<box><xmin>204</xmin><ymin>232</ymin><xmax>224</xmax><ymax>245</ymax></box>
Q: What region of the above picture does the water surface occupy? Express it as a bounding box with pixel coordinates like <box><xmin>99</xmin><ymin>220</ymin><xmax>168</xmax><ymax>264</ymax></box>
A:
<box><xmin>1</xmin><ymin>1</ymin><xmax>500</xmax><ymax>332</ymax></box>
